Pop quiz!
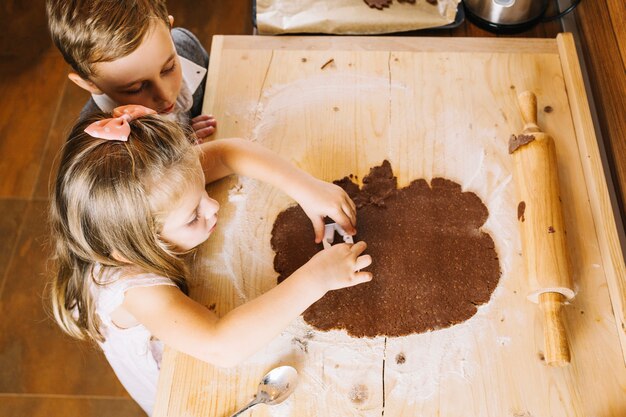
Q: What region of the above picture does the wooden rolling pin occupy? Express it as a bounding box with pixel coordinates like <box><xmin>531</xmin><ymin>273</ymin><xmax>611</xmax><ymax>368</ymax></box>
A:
<box><xmin>509</xmin><ymin>91</ymin><xmax>575</xmax><ymax>367</ymax></box>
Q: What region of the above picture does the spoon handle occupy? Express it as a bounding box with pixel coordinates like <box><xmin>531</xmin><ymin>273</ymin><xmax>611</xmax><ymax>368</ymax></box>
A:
<box><xmin>228</xmin><ymin>398</ymin><xmax>261</xmax><ymax>417</ymax></box>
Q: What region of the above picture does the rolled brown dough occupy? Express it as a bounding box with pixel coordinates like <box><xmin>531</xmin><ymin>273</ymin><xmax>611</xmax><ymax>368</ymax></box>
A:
<box><xmin>271</xmin><ymin>160</ymin><xmax>501</xmax><ymax>338</ymax></box>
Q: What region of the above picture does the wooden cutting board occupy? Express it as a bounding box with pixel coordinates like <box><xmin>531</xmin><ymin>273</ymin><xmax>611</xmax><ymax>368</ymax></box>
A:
<box><xmin>154</xmin><ymin>34</ymin><xmax>626</xmax><ymax>417</ymax></box>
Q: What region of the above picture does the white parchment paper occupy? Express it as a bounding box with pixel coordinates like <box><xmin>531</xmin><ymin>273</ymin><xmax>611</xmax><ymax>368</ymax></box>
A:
<box><xmin>256</xmin><ymin>0</ymin><xmax>461</xmax><ymax>34</ymax></box>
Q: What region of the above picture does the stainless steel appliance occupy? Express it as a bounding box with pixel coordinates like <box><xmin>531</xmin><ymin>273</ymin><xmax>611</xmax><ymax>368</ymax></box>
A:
<box><xmin>463</xmin><ymin>0</ymin><xmax>548</xmax><ymax>32</ymax></box>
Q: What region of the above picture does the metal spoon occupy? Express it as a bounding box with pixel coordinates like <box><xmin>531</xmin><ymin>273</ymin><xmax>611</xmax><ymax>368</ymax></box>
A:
<box><xmin>229</xmin><ymin>365</ymin><xmax>298</xmax><ymax>417</ymax></box>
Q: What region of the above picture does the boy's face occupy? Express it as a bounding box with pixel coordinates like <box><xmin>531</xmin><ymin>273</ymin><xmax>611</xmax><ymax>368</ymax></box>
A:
<box><xmin>72</xmin><ymin>20</ymin><xmax>183</xmax><ymax>114</ymax></box>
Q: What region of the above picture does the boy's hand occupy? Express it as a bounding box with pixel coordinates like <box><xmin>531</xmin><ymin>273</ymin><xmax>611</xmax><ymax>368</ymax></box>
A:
<box><xmin>191</xmin><ymin>114</ymin><xmax>217</xmax><ymax>142</ymax></box>
<box><xmin>300</xmin><ymin>241</ymin><xmax>372</xmax><ymax>292</ymax></box>
<box><xmin>295</xmin><ymin>178</ymin><xmax>357</xmax><ymax>243</ymax></box>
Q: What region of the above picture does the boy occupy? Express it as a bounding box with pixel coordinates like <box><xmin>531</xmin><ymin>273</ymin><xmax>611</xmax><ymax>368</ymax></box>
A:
<box><xmin>46</xmin><ymin>0</ymin><xmax>216</xmax><ymax>141</ymax></box>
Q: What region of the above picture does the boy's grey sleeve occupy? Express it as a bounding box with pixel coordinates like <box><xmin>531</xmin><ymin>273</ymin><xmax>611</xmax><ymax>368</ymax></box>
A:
<box><xmin>78</xmin><ymin>98</ymin><xmax>101</xmax><ymax>123</ymax></box>
<box><xmin>172</xmin><ymin>27</ymin><xmax>210</xmax><ymax>118</ymax></box>
<box><xmin>172</xmin><ymin>27</ymin><xmax>209</xmax><ymax>67</ymax></box>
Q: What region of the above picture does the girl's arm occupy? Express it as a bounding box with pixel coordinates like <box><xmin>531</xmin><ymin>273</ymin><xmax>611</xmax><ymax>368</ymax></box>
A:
<box><xmin>198</xmin><ymin>138</ymin><xmax>357</xmax><ymax>242</ymax></box>
<box><xmin>122</xmin><ymin>242</ymin><xmax>372</xmax><ymax>367</ymax></box>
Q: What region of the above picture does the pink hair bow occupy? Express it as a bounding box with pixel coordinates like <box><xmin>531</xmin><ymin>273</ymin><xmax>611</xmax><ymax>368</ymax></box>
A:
<box><xmin>84</xmin><ymin>104</ymin><xmax>157</xmax><ymax>141</ymax></box>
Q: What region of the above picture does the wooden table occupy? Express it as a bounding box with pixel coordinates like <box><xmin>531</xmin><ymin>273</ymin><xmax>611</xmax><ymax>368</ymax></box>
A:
<box><xmin>154</xmin><ymin>35</ymin><xmax>626</xmax><ymax>416</ymax></box>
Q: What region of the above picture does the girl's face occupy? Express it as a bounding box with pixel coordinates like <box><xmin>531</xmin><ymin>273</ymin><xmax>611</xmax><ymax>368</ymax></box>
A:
<box><xmin>159</xmin><ymin>169</ymin><xmax>220</xmax><ymax>251</ymax></box>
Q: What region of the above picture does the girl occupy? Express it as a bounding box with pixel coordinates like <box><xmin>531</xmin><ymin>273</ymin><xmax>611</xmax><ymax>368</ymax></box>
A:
<box><xmin>50</xmin><ymin>105</ymin><xmax>372</xmax><ymax>415</ymax></box>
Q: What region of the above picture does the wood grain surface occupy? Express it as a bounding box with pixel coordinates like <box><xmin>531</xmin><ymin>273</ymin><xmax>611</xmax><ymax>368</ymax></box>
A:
<box><xmin>154</xmin><ymin>35</ymin><xmax>626</xmax><ymax>417</ymax></box>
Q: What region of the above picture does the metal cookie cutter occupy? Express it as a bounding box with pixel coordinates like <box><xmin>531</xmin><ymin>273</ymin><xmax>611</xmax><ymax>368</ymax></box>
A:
<box><xmin>322</xmin><ymin>223</ymin><xmax>354</xmax><ymax>249</ymax></box>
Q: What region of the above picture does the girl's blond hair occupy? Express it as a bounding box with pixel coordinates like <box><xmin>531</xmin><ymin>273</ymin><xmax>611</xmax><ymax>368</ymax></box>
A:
<box><xmin>46</xmin><ymin>0</ymin><xmax>170</xmax><ymax>79</ymax></box>
<box><xmin>50</xmin><ymin>113</ymin><xmax>200</xmax><ymax>342</ymax></box>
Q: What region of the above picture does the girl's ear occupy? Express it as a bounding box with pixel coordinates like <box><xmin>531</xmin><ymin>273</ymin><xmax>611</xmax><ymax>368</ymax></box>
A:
<box><xmin>168</xmin><ymin>15</ymin><xmax>174</xmax><ymax>27</ymax></box>
<box><xmin>68</xmin><ymin>72</ymin><xmax>103</xmax><ymax>95</ymax></box>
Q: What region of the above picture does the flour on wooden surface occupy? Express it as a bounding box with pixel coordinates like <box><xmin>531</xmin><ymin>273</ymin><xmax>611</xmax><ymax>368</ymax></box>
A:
<box><xmin>200</xmin><ymin>71</ymin><xmax>523</xmax><ymax>411</ymax></box>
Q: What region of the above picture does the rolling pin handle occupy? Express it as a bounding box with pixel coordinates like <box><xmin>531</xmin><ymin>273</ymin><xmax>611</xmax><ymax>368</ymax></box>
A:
<box><xmin>539</xmin><ymin>292</ymin><xmax>571</xmax><ymax>366</ymax></box>
<box><xmin>517</xmin><ymin>91</ymin><xmax>541</xmax><ymax>133</ymax></box>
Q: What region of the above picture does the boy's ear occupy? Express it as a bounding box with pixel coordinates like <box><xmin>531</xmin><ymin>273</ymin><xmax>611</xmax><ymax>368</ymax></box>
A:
<box><xmin>68</xmin><ymin>72</ymin><xmax>103</xmax><ymax>95</ymax></box>
<box><xmin>168</xmin><ymin>15</ymin><xmax>174</xmax><ymax>27</ymax></box>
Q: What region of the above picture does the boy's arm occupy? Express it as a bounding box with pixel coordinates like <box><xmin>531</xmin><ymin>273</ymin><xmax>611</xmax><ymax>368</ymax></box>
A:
<box><xmin>198</xmin><ymin>138</ymin><xmax>357</xmax><ymax>241</ymax></box>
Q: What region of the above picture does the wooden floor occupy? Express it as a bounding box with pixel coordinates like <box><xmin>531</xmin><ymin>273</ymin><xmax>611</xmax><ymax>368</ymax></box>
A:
<box><xmin>0</xmin><ymin>1</ymin><xmax>622</xmax><ymax>416</ymax></box>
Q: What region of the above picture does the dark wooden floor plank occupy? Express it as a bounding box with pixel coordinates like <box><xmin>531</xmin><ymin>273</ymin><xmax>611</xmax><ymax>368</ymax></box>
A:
<box><xmin>0</xmin><ymin>201</ymin><xmax>129</xmax><ymax>397</ymax></box>
<box><xmin>0</xmin><ymin>54</ymin><xmax>67</xmax><ymax>198</ymax></box>
<box><xmin>0</xmin><ymin>395</ymin><xmax>143</xmax><ymax>417</ymax></box>
<box><xmin>0</xmin><ymin>199</ymin><xmax>28</xmax><ymax>295</ymax></box>
<box><xmin>0</xmin><ymin>0</ymin><xmax>52</xmax><ymax>59</ymax></box>
<box><xmin>167</xmin><ymin>0</ymin><xmax>254</xmax><ymax>52</ymax></box>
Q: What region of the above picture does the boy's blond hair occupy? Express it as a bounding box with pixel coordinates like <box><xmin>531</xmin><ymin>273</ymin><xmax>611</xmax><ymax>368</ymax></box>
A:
<box><xmin>49</xmin><ymin>113</ymin><xmax>200</xmax><ymax>342</ymax></box>
<box><xmin>46</xmin><ymin>0</ymin><xmax>170</xmax><ymax>79</ymax></box>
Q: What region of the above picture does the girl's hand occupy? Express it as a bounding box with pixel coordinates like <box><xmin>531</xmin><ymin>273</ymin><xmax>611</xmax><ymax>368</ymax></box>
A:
<box><xmin>295</xmin><ymin>178</ymin><xmax>357</xmax><ymax>243</ymax></box>
<box><xmin>191</xmin><ymin>114</ymin><xmax>217</xmax><ymax>143</ymax></box>
<box><xmin>299</xmin><ymin>241</ymin><xmax>372</xmax><ymax>293</ymax></box>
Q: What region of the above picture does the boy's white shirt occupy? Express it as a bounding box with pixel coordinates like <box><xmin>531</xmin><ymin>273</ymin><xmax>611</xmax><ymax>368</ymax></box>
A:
<box><xmin>91</xmin><ymin>55</ymin><xmax>207</xmax><ymax>122</ymax></box>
